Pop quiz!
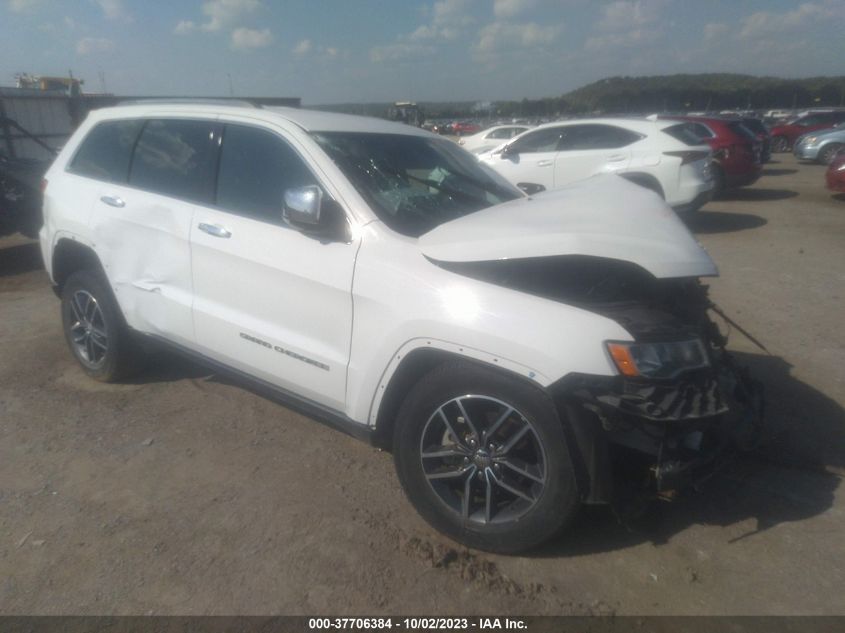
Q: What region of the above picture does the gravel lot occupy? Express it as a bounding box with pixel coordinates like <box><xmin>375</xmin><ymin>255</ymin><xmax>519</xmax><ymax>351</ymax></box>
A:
<box><xmin>1</xmin><ymin>154</ymin><xmax>843</xmax><ymax>615</ymax></box>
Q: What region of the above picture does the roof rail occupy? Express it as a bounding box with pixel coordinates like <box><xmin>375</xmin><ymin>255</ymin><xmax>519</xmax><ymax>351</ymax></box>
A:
<box><xmin>116</xmin><ymin>98</ymin><xmax>261</xmax><ymax>108</ymax></box>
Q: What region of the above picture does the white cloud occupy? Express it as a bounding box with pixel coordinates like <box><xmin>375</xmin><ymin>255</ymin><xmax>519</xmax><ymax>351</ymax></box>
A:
<box><xmin>474</xmin><ymin>21</ymin><xmax>561</xmax><ymax>55</ymax></box>
<box><xmin>493</xmin><ymin>0</ymin><xmax>536</xmax><ymax>19</ymax></box>
<box><xmin>369</xmin><ymin>0</ymin><xmax>473</xmax><ymax>62</ymax></box>
<box><xmin>586</xmin><ymin>0</ymin><xmax>669</xmax><ymax>51</ymax></box>
<box><xmin>432</xmin><ymin>0</ymin><xmax>474</xmax><ymax>27</ymax></box>
<box><xmin>174</xmin><ymin>19</ymin><xmax>195</xmax><ymax>34</ymax></box>
<box><xmin>231</xmin><ymin>27</ymin><xmax>272</xmax><ymax>50</ymax></box>
<box><xmin>7</xmin><ymin>0</ymin><xmax>40</xmax><ymax>12</ymax></box>
<box><xmin>175</xmin><ymin>0</ymin><xmax>260</xmax><ymax>34</ymax></box>
<box><xmin>95</xmin><ymin>0</ymin><xmax>131</xmax><ymax>21</ymax></box>
<box><xmin>293</xmin><ymin>38</ymin><xmax>312</xmax><ymax>56</ymax></box>
<box><xmin>370</xmin><ymin>41</ymin><xmax>436</xmax><ymax>63</ymax></box>
<box><xmin>76</xmin><ymin>37</ymin><xmax>115</xmax><ymax>55</ymax></box>
<box><xmin>595</xmin><ymin>0</ymin><xmax>670</xmax><ymax>31</ymax></box>
<box><xmin>703</xmin><ymin>22</ymin><xmax>728</xmax><ymax>41</ymax></box>
<box><xmin>739</xmin><ymin>2</ymin><xmax>844</xmax><ymax>39</ymax></box>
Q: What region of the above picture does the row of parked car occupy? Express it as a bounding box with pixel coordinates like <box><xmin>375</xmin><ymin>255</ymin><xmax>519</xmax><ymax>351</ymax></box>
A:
<box><xmin>454</xmin><ymin>114</ymin><xmax>772</xmax><ymax>214</ymax></box>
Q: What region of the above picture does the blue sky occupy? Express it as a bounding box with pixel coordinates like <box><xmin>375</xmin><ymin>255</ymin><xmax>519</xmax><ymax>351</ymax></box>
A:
<box><xmin>1</xmin><ymin>0</ymin><xmax>843</xmax><ymax>104</ymax></box>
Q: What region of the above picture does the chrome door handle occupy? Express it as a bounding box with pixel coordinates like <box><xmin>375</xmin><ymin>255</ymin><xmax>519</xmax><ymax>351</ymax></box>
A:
<box><xmin>100</xmin><ymin>195</ymin><xmax>125</xmax><ymax>208</ymax></box>
<box><xmin>536</xmin><ymin>160</ymin><xmax>553</xmax><ymax>167</ymax></box>
<box><xmin>198</xmin><ymin>222</ymin><xmax>232</xmax><ymax>238</ymax></box>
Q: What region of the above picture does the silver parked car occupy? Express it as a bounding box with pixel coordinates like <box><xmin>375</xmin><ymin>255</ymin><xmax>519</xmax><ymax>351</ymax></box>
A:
<box><xmin>793</xmin><ymin>123</ymin><xmax>845</xmax><ymax>164</ymax></box>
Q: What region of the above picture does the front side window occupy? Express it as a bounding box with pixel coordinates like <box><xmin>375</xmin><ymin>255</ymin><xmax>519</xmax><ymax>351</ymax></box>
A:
<box><xmin>68</xmin><ymin>119</ymin><xmax>143</xmax><ymax>182</ymax></box>
<box><xmin>129</xmin><ymin>119</ymin><xmax>218</xmax><ymax>203</ymax></box>
<box><xmin>216</xmin><ymin>124</ymin><xmax>318</xmax><ymax>223</ymax></box>
<box><xmin>487</xmin><ymin>127</ymin><xmax>525</xmax><ymax>140</ymax></box>
<box><xmin>508</xmin><ymin>127</ymin><xmax>564</xmax><ymax>153</ymax></box>
<box><xmin>313</xmin><ymin>132</ymin><xmax>521</xmax><ymax>238</ymax></box>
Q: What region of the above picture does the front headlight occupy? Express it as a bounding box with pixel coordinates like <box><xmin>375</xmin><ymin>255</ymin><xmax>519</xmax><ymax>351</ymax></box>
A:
<box><xmin>606</xmin><ymin>339</ymin><xmax>709</xmax><ymax>379</ymax></box>
<box><xmin>804</xmin><ymin>136</ymin><xmax>818</xmax><ymax>145</ymax></box>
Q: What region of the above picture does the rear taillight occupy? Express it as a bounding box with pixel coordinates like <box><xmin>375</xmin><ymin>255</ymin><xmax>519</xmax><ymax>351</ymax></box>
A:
<box><xmin>663</xmin><ymin>150</ymin><xmax>709</xmax><ymax>165</ymax></box>
<box><xmin>40</xmin><ymin>178</ymin><xmax>48</xmax><ymax>193</ymax></box>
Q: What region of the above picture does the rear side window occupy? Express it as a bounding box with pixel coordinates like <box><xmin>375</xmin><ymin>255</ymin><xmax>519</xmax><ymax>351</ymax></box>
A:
<box><xmin>129</xmin><ymin>119</ymin><xmax>219</xmax><ymax>203</ymax></box>
<box><xmin>215</xmin><ymin>124</ymin><xmax>319</xmax><ymax>223</ymax></box>
<box><xmin>68</xmin><ymin>119</ymin><xmax>143</xmax><ymax>182</ymax></box>
<box><xmin>558</xmin><ymin>124</ymin><xmax>642</xmax><ymax>150</ymax></box>
<box><xmin>662</xmin><ymin>123</ymin><xmax>705</xmax><ymax>146</ymax></box>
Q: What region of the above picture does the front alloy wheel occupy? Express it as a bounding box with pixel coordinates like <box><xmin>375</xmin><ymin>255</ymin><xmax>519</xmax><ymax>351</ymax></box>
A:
<box><xmin>394</xmin><ymin>361</ymin><xmax>579</xmax><ymax>553</ymax></box>
<box><xmin>420</xmin><ymin>395</ymin><xmax>546</xmax><ymax>525</ymax></box>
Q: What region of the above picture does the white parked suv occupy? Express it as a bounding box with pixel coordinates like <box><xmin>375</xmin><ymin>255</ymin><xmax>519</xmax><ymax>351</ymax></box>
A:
<box><xmin>477</xmin><ymin>118</ymin><xmax>714</xmax><ymax>213</ymax></box>
<box><xmin>40</xmin><ymin>103</ymin><xmax>762</xmax><ymax>552</ymax></box>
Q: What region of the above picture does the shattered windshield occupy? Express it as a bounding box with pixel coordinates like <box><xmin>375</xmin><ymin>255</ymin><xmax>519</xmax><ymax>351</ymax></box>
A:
<box><xmin>312</xmin><ymin>132</ymin><xmax>522</xmax><ymax>237</ymax></box>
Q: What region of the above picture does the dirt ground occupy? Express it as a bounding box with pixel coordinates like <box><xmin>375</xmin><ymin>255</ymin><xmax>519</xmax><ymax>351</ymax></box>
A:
<box><xmin>1</xmin><ymin>154</ymin><xmax>844</xmax><ymax>616</ymax></box>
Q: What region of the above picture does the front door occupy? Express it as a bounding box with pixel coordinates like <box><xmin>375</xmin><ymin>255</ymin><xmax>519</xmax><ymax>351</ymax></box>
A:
<box><xmin>190</xmin><ymin>121</ymin><xmax>357</xmax><ymax>411</ymax></box>
<box><xmin>485</xmin><ymin>126</ymin><xmax>565</xmax><ymax>191</ymax></box>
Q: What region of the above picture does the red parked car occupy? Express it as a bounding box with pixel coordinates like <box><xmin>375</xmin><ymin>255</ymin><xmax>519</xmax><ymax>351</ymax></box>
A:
<box><xmin>662</xmin><ymin>116</ymin><xmax>762</xmax><ymax>194</ymax></box>
<box><xmin>769</xmin><ymin>110</ymin><xmax>845</xmax><ymax>152</ymax></box>
<box><xmin>450</xmin><ymin>121</ymin><xmax>481</xmax><ymax>136</ymax></box>
<box><xmin>826</xmin><ymin>150</ymin><xmax>845</xmax><ymax>193</ymax></box>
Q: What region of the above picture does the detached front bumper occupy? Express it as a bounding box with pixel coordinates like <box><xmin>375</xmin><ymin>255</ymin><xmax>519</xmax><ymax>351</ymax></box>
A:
<box><xmin>553</xmin><ymin>358</ymin><xmax>764</xmax><ymax>504</ymax></box>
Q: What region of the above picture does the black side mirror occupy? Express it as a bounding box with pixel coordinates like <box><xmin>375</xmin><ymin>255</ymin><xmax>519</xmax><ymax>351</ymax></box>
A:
<box><xmin>516</xmin><ymin>182</ymin><xmax>545</xmax><ymax>195</ymax></box>
<box><xmin>500</xmin><ymin>144</ymin><xmax>517</xmax><ymax>158</ymax></box>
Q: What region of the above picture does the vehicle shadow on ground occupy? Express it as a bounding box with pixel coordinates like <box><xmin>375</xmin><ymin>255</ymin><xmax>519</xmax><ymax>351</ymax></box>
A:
<box><xmin>832</xmin><ymin>193</ymin><xmax>845</xmax><ymax>202</ymax></box>
<box><xmin>686</xmin><ymin>211</ymin><xmax>767</xmax><ymax>234</ymax></box>
<box><xmin>718</xmin><ymin>188</ymin><xmax>798</xmax><ymax>202</ymax></box>
<box><xmin>128</xmin><ymin>349</ymin><xmax>216</xmax><ymax>383</ymax></box>
<box><xmin>762</xmin><ymin>168</ymin><xmax>798</xmax><ymax>176</ymax></box>
<box><xmin>531</xmin><ymin>351</ymin><xmax>844</xmax><ymax>558</ymax></box>
<box><xmin>0</xmin><ymin>241</ymin><xmax>43</xmax><ymax>277</ymax></box>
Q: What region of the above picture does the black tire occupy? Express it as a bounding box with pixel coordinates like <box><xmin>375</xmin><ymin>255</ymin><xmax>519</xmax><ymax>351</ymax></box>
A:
<box><xmin>60</xmin><ymin>269</ymin><xmax>143</xmax><ymax>382</ymax></box>
<box><xmin>819</xmin><ymin>143</ymin><xmax>843</xmax><ymax>165</ymax></box>
<box><xmin>771</xmin><ymin>135</ymin><xmax>788</xmax><ymax>153</ymax></box>
<box><xmin>393</xmin><ymin>361</ymin><xmax>580</xmax><ymax>553</ymax></box>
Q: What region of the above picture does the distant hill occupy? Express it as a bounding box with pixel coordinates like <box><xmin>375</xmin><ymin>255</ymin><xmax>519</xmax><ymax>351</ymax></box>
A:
<box><xmin>557</xmin><ymin>73</ymin><xmax>845</xmax><ymax>114</ymax></box>
<box><xmin>310</xmin><ymin>74</ymin><xmax>845</xmax><ymax>120</ymax></box>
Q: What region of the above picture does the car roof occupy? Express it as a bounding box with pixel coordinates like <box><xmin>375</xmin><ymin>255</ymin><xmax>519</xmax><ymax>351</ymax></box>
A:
<box><xmin>534</xmin><ymin>117</ymin><xmax>675</xmax><ymax>134</ymax></box>
<box><xmin>85</xmin><ymin>103</ymin><xmax>432</xmax><ymax>137</ymax></box>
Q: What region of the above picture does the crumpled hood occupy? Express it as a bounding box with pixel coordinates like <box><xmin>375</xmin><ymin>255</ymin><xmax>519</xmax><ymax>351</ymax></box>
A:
<box><xmin>418</xmin><ymin>175</ymin><xmax>717</xmax><ymax>279</ymax></box>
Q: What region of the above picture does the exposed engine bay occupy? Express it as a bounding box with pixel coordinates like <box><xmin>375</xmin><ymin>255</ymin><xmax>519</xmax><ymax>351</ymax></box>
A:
<box><xmin>436</xmin><ymin>254</ymin><xmax>766</xmax><ymax>506</ymax></box>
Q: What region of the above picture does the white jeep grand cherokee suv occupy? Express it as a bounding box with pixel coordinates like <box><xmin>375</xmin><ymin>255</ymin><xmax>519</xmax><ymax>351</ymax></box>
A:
<box><xmin>40</xmin><ymin>103</ymin><xmax>762</xmax><ymax>553</ymax></box>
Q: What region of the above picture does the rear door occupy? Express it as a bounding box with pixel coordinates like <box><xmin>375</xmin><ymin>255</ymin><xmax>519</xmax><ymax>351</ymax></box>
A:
<box><xmin>189</xmin><ymin>120</ymin><xmax>357</xmax><ymax>411</ymax></box>
<box><xmin>485</xmin><ymin>126</ymin><xmax>564</xmax><ymax>190</ymax></box>
<box><xmin>88</xmin><ymin>117</ymin><xmax>219</xmax><ymax>346</ymax></box>
<box><xmin>553</xmin><ymin>124</ymin><xmax>637</xmax><ymax>186</ymax></box>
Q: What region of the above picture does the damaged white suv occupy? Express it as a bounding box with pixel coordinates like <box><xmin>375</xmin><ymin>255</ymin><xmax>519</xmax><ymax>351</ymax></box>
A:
<box><xmin>40</xmin><ymin>103</ymin><xmax>763</xmax><ymax>553</ymax></box>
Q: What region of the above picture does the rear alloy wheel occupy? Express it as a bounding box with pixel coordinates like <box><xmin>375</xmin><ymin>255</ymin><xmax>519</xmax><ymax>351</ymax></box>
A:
<box><xmin>61</xmin><ymin>269</ymin><xmax>143</xmax><ymax>382</ymax></box>
<box><xmin>771</xmin><ymin>136</ymin><xmax>789</xmax><ymax>153</ymax></box>
<box><xmin>393</xmin><ymin>362</ymin><xmax>579</xmax><ymax>553</ymax></box>
<box><xmin>819</xmin><ymin>144</ymin><xmax>843</xmax><ymax>165</ymax></box>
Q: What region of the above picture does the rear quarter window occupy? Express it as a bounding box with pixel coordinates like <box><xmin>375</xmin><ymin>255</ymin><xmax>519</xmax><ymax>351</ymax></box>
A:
<box><xmin>662</xmin><ymin>123</ymin><xmax>706</xmax><ymax>146</ymax></box>
<box><xmin>67</xmin><ymin>119</ymin><xmax>143</xmax><ymax>182</ymax></box>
